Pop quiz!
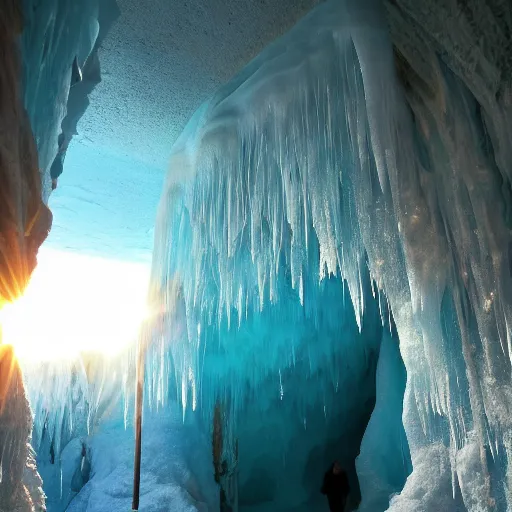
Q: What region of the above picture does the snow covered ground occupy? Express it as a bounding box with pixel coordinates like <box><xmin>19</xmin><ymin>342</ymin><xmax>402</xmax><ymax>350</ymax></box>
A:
<box><xmin>65</xmin><ymin>407</ymin><xmax>218</xmax><ymax>512</ymax></box>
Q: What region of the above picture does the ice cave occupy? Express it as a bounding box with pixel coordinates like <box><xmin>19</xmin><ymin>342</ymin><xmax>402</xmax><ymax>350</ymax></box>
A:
<box><xmin>0</xmin><ymin>0</ymin><xmax>512</xmax><ymax>510</ymax></box>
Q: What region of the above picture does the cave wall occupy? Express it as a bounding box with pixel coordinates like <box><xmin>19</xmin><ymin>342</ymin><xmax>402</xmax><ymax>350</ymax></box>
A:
<box><xmin>0</xmin><ymin>1</ymin><xmax>119</xmax><ymax>509</ymax></box>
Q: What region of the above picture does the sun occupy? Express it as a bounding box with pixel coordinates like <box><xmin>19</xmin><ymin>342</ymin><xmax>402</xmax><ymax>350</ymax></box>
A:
<box><xmin>0</xmin><ymin>248</ymin><xmax>151</xmax><ymax>362</ymax></box>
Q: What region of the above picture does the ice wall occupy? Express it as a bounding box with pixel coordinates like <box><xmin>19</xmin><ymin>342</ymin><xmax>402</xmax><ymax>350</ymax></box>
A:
<box><xmin>356</xmin><ymin>328</ymin><xmax>411</xmax><ymax>511</ymax></box>
<box><xmin>149</xmin><ymin>0</ymin><xmax>512</xmax><ymax>509</ymax></box>
<box><xmin>20</xmin><ymin>0</ymin><xmax>119</xmax><ymax>201</ymax></box>
<box><xmin>0</xmin><ymin>1</ymin><xmax>120</xmax><ymax>509</ymax></box>
<box><xmin>0</xmin><ymin>2</ymin><xmax>51</xmax><ymax>510</ymax></box>
<box><xmin>0</xmin><ymin>0</ymin><xmax>51</xmax><ymax>307</ymax></box>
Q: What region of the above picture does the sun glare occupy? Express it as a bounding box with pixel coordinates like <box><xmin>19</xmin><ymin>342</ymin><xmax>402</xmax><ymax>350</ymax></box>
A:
<box><xmin>0</xmin><ymin>248</ymin><xmax>151</xmax><ymax>362</ymax></box>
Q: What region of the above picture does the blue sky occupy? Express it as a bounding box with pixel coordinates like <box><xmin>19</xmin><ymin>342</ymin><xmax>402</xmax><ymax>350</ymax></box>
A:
<box><xmin>46</xmin><ymin>143</ymin><xmax>164</xmax><ymax>264</ymax></box>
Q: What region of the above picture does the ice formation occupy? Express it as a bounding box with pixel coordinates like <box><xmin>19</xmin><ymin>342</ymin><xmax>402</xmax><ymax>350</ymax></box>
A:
<box><xmin>147</xmin><ymin>0</ymin><xmax>512</xmax><ymax>509</ymax></box>
<box><xmin>1</xmin><ymin>0</ymin><xmax>512</xmax><ymax>509</ymax></box>
<box><xmin>21</xmin><ymin>0</ymin><xmax>120</xmax><ymax>201</ymax></box>
<box><xmin>28</xmin><ymin>357</ymin><xmax>218</xmax><ymax>512</ymax></box>
<box><xmin>0</xmin><ymin>1</ymin><xmax>119</xmax><ymax>510</ymax></box>
<box><xmin>356</xmin><ymin>329</ymin><xmax>411</xmax><ymax>511</ymax></box>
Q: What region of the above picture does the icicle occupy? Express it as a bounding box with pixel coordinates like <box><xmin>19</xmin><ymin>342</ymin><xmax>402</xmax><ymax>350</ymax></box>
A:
<box><xmin>141</xmin><ymin>1</ymin><xmax>512</xmax><ymax>510</ymax></box>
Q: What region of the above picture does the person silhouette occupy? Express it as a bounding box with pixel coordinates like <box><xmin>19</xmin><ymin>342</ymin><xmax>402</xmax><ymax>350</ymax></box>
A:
<box><xmin>321</xmin><ymin>461</ymin><xmax>350</xmax><ymax>511</ymax></box>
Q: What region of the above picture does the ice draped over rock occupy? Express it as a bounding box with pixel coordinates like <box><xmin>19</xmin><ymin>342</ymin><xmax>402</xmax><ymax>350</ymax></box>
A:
<box><xmin>149</xmin><ymin>0</ymin><xmax>512</xmax><ymax>509</ymax></box>
<box><xmin>0</xmin><ymin>1</ymin><xmax>118</xmax><ymax>509</ymax></box>
<box><xmin>0</xmin><ymin>3</ymin><xmax>48</xmax><ymax>508</ymax></box>
<box><xmin>20</xmin><ymin>0</ymin><xmax>120</xmax><ymax>201</ymax></box>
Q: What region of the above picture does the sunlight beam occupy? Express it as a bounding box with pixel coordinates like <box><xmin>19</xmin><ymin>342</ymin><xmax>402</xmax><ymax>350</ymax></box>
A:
<box><xmin>0</xmin><ymin>248</ymin><xmax>151</xmax><ymax>362</ymax></box>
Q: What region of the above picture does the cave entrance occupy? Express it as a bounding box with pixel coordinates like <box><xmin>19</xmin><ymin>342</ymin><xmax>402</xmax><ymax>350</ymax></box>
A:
<box><xmin>211</xmin><ymin>281</ymin><xmax>411</xmax><ymax>511</ymax></box>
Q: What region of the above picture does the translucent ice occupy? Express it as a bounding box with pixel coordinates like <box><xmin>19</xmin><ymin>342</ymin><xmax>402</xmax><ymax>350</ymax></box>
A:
<box><xmin>149</xmin><ymin>0</ymin><xmax>512</xmax><ymax>509</ymax></box>
<box><xmin>356</xmin><ymin>329</ymin><xmax>412</xmax><ymax>510</ymax></box>
<box><xmin>4</xmin><ymin>0</ymin><xmax>511</xmax><ymax>509</ymax></box>
<box><xmin>21</xmin><ymin>0</ymin><xmax>118</xmax><ymax>201</ymax></box>
<box><xmin>0</xmin><ymin>1</ymin><xmax>118</xmax><ymax>509</ymax></box>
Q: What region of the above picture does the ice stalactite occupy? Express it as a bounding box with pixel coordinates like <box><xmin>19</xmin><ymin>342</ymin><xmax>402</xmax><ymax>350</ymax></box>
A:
<box><xmin>383</xmin><ymin>1</ymin><xmax>512</xmax><ymax>509</ymax></box>
<box><xmin>149</xmin><ymin>0</ymin><xmax>512</xmax><ymax>509</ymax></box>
<box><xmin>0</xmin><ymin>0</ymin><xmax>52</xmax><ymax>306</ymax></box>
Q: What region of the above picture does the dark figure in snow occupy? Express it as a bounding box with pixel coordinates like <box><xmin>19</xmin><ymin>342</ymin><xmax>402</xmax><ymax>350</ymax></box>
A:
<box><xmin>321</xmin><ymin>461</ymin><xmax>350</xmax><ymax>512</ymax></box>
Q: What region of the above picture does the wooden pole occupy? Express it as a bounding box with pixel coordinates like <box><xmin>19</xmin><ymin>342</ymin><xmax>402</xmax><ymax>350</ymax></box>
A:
<box><xmin>132</xmin><ymin>336</ymin><xmax>145</xmax><ymax>511</ymax></box>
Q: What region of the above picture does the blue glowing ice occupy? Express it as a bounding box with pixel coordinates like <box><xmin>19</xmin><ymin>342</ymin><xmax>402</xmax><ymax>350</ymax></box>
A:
<box><xmin>9</xmin><ymin>0</ymin><xmax>512</xmax><ymax>510</ymax></box>
<box><xmin>147</xmin><ymin>0</ymin><xmax>512</xmax><ymax>509</ymax></box>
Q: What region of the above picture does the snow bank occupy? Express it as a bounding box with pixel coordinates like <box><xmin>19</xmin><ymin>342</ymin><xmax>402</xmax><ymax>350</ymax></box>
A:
<box><xmin>66</xmin><ymin>406</ymin><xmax>218</xmax><ymax>512</ymax></box>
